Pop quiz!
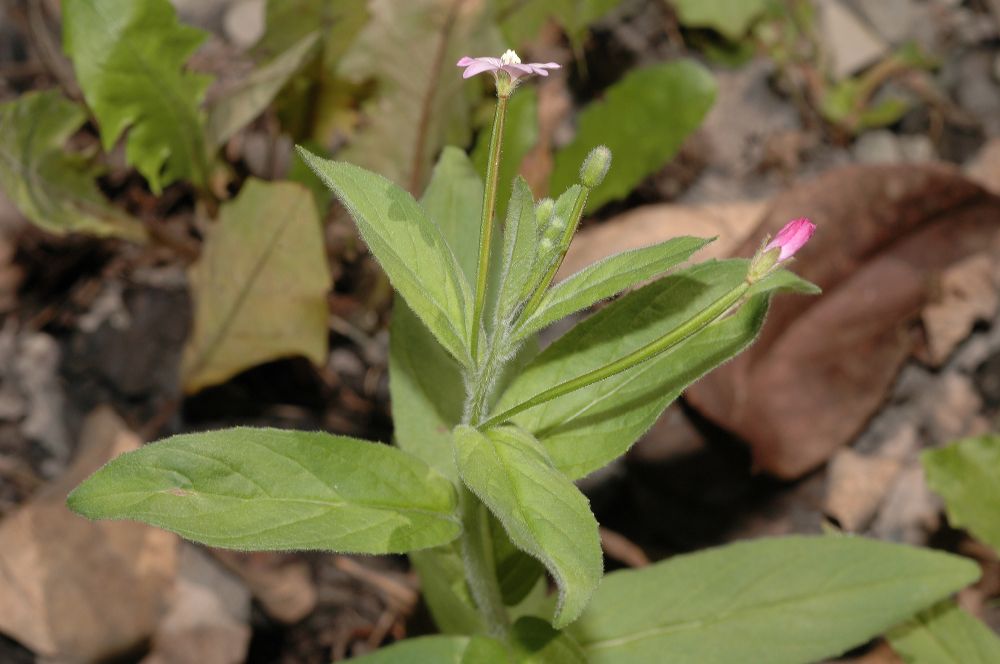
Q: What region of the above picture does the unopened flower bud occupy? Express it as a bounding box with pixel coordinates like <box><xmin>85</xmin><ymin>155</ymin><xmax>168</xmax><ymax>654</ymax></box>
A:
<box><xmin>747</xmin><ymin>217</ymin><xmax>815</xmax><ymax>282</ymax></box>
<box><xmin>535</xmin><ymin>198</ymin><xmax>554</xmax><ymax>226</ymax></box>
<box><xmin>579</xmin><ymin>145</ymin><xmax>612</xmax><ymax>188</ymax></box>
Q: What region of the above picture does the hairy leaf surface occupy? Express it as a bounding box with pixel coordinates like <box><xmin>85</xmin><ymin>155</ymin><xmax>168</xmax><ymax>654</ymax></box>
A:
<box><xmin>68</xmin><ymin>428</ymin><xmax>461</xmax><ymax>553</ymax></box>
<box><xmin>454</xmin><ymin>426</ymin><xmax>602</xmax><ymax>628</ymax></box>
<box><xmin>571</xmin><ymin>536</ymin><xmax>980</xmax><ymax>663</ymax></box>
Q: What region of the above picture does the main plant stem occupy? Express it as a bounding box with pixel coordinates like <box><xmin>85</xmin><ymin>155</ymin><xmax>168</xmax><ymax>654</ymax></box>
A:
<box><xmin>470</xmin><ymin>94</ymin><xmax>510</xmax><ymax>364</ymax></box>
<box><xmin>458</xmin><ymin>485</ymin><xmax>510</xmax><ymax>637</ymax></box>
<box><xmin>482</xmin><ymin>281</ymin><xmax>752</xmax><ymax>429</ymax></box>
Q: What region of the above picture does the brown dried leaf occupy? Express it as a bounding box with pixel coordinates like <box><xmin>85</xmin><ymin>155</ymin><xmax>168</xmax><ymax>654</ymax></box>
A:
<box><xmin>920</xmin><ymin>254</ymin><xmax>1000</xmax><ymax>367</ymax></box>
<box><xmin>687</xmin><ymin>163</ymin><xmax>1000</xmax><ymax>479</ymax></box>
<box><xmin>211</xmin><ymin>550</ymin><xmax>317</xmax><ymax>624</ymax></box>
<box><xmin>0</xmin><ymin>407</ymin><xmax>179</xmax><ymax>660</ymax></box>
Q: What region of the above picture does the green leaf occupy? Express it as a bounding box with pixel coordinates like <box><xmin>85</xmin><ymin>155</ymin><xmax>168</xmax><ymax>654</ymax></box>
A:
<box><xmin>337</xmin><ymin>0</ymin><xmax>502</xmax><ymax>192</ymax></box>
<box><xmin>454</xmin><ymin>426</ymin><xmax>602</xmax><ymax>628</ymax></box>
<box><xmin>67</xmin><ymin>428</ymin><xmax>461</xmax><ymax>553</ymax></box>
<box><xmin>550</xmin><ymin>61</ymin><xmax>716</xmax><ymax>212</ymax></box>
<box><xmin>889</xmin><ymin>600</ymin><xmax>1000</xmax><ymax>663</ymax></box>
<box><xmin>496</xmin><ymin>177</ymin><xmax>541</xmax><ymax>325</ymax></box>
<box><xmin>497</xmin><ymin>260</ymin><xmax>811</xmax><ymax>479</ymax></box>
<box><xmin>516</xmin><ymin>236</ymin><xmax>712</xmax><ymax>338</ymax></box>
<box><xmin>491</xmin><ymin>513</ymin><xmax>546</xmax><ymax>606</ymax></box>
<box><xmin>180</xmin><ymin>179</ymin><xmax>330</xmax><ymax>393</ymax></box>
<box><xmin>421</xmin><ymin>146</ymin><xmax>485</xmax><ymax>283</ymax></box>
<box><xmin>62</xmin><ymin>0</ymin><xmax>211</xmax><ymax>193</ymax></box>
<box><xmin>0</xmin><ymin>91</ymin><xmax>145</xmax><ymax>241</ymax></box>
<box><xmin>496</xmin><ymin>0</ymin><xmax>622</xmax><ymax>49</ymax></box>
<box><xmin>257</xmin><ymin>0</ymin><xmax>367</xmax><ymax>66</ymax></box>
<box><xmin>297</xmin><ymin>150</ymin><xmax>473</xmax><ymax>365</ymax></box>
<box><xmin>511</xmin><ymin>616</ymin><xmax>588</xmax><ymax>664</ymax></box>
<box><xmin>410</xmin><ymin>545</ymin><xmax>487</xmax><ymax>635</ymax></box>
<box><xmin>205</xmin><ymin>32</ymin><xmax>321</xmax><ymax>147</ymax></box>
<box><xmin>923</xmin><ymin>435</ymin><xmax>1000</xmax><ymax>555</ymax></box>
<box><xmin>350</xmin><ymin>635</ymin><xmax>509</xmax><ymax>663</ymax></box>
<box><xmin>570</xmin><ymin>536</ymin><xmax>981</xmax><ymax>664</ymax></box>
<box><xmin>472</xmin><ymin>88</ymin><xmax>539</xmax><ymax>222</ymax></box>
<box><xmin>389</xmin><ymin>301</ymin><xmax>466</xmax><ymax>480</ymax></box>
<box><xmin>669</xmin><ymin>0</ymin><xmax>770</xmax><ymax>40</ymax></box>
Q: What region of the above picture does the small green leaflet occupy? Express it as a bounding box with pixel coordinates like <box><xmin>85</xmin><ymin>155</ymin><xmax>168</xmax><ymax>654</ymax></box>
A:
<box><xmin>0</xmin><ymin>91</ymin><xmax>145</xmax><ymax>240</ymax></box>
<box><xmin>454</xmin><ymin>426</ymin><xmax>603</xmax><ymax>628</ymax></box>
<box><xmin>889</xmin><ymin>600</ymin><xmax>1000</xmax><ymax>663</ymax></box>
<box><xmin>298</xmin><ymin>149</ymin><xmax>474</xmax><ymax>365</ymax></box>
<box><xmin>495</xmin><ymin>177</ymin><xmax>541</xmax><ymax>326</ymax></box>
<box><xmin>68</xmin><ymin>428</ymin><xmax>461</xmax><ymax>553</ymax></box>
<box><xmin>923</xmin><ymin>435</ymin><xmax>1000</xmax><ymax>555</ymax></box>
<box><xmin>62</xmin><ymin>0</ymin><xmax>211</xmax><ymax>193</ymax></box>
<box><xmin>570</xmin><ymin>536</ymin><xmax>980</xmax><ymax>664</ymax></box>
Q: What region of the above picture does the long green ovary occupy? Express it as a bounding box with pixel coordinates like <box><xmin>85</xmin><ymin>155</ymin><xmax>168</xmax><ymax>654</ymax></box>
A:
<box><xmin>470</xmin><ymin>95</ymin><xmax>510</xmax><ymax>365</ymax></box>
<box><xmin>480</xmin><ymin>280</ymin><xmax>751</xmax><ymax>430</ymax></box>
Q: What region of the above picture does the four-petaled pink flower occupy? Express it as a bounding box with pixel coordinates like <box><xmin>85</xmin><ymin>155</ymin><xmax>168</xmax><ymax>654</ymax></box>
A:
<box><xmin>764</xmin><ymin>218</ymin><xmax>815</xmax><ymax>261</ymax></box>
<box><xmin>457</xmin><ymin>49</ymin><xmax>560</xmax><ymax>82</ymax></box>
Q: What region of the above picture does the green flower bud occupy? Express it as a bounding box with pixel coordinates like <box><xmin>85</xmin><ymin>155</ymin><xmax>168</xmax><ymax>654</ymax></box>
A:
<box><xmin>579</xmin><ymin>145</ymin><xmax>612</xmax><ymax>188</ymax></box>
<box><xmin>535</xmin><ymin>198</ymin><xmax>555</xmax><ymax>226</ymax></box>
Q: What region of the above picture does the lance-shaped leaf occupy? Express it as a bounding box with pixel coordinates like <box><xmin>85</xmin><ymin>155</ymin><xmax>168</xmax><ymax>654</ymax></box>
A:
<box><xmin>454</xmin><ymin>426</ymin><xmax>603</xmax><ymax>628</ymax></box>
<box><xmin>299</xmin><ymin>150</ymin><xmax>473</xmax><ymax>364</ymax></box>
<box><xmin>409</xmin><ymin>545</ymin><xmax>487</xmax><ymax>635</ymax></box>
<box><xmin>570</xmin><ymin>536</ymin><xmax>980</xmax><ymax>664</ymax></box>
<box><xmin>888</xmin><ymin>600</ymin><xmax>1000</xmax><ymax>664</ymax></box>
<box><xmin>495</xmin><ymin>260</ymin><xmax>818</xmax><ymax>479</ymax></box>
<box><xmin>515</xmin><ymin>236</ymin><xmax>712</xmax><ymax>338</ymax></box>
<box><xmin>389</xmin><ymin>149</ymin><xmax>482</xmax><ymax>478</ymax></box>
<box><xmin>181</xmin><ymin>179</ymin><xmax>330</xmax><ymax>393</ymax></box>
<box><xmin>337</xmin><ymin>0</ymin><xmax>503</xmax><ymax>192</ymax></box>
<box><xmin>512</xmin><ymin>617</ymin><xmax>588</xmax><ymax>664</ymax></box>
<box><xmin>495</xmin><ymin>177</ymin><xmax>541</xmax><ymax>325</ymax></box>
<box><xmin>0</xmin><ymin>91</ymin><xmax>145</xmax><ymax>240</ymax></box>
<box><xmin>923</xmin><ymin>435</ymin><xmax>1000</xmax><ymax>555</ymax></box>
<box><xmin>350</xmin><ymin>634</ymin><xmax>509</xmax><ymax>663</ymax></box>
<box><xmin>67</xmin><ymin>428</ymin><xmax>461</xmax><ymax>553</ymax></box>
<box><xmin>62</xmin><ymin>0</ymin><xmax>211</xmax><ymax>193</ymax></box>
<box><xmin>205</xmin><ymin>32</ymin><xmax>321</xmax><ymax>147</ymax></box>
<box><xmin>550</xmin><ymin>61</ymin><xmax>716</xmax><ymax>212</ymax></box>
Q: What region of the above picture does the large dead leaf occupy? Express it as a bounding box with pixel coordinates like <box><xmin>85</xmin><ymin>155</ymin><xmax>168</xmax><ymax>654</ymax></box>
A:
<box><xmin>337</xmin><ymin>0</ymin><xmax>502</xmax><ymax>193</ymax></box>
<box><xmin>181</xmin><ymin>179</ymin><xmax>331</xmax><ymax>393</ymax></box>
<box><xmin>686</xmin><ymin>163</ymin><xmax>1000</xmax><ymax>479</ymax></box>
<box><xmin>0</xmin><ymin>407</ymin><xmax>178</xmax><ymax>660</ymax></box>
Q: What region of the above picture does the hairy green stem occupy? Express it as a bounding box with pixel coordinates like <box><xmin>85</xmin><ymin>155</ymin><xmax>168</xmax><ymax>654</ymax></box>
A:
<box><xmin>458</xmin><ymin>486</ymin><xmax>510</xmax><ymax>637</ymax></box>
<box><xmin>481</xmin><ymin>281</ymin><xmax>751</xmax><ymax>429</ymax></box>
<box><xmin>518</xmin><ymin>184</ymin><xmax>590</xmax><ymax>322</ymax></box>
<box><xmin>470</xmin><ymin>94</ymin><xmax>510</xmax><ymax>364</ymax></box>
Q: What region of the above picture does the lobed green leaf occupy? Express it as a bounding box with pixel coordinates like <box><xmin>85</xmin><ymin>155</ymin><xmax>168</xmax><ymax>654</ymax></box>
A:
<box><xmin>923</xmin><ymin>435</ymin><xmax>1000</xmax><ymax>555</ymax></box>
<box><xmin>298</xmin><ymin>150</ymin><xmax>474</xmax><ymax>365</ymax></box>
<box><xmin>62</xmin><ymin>0</ymin><xmax>211</xmax><ymax>192</ymax></box>
<box><xmin>68</xmin><ymin>428</ymin><xmax>461</xmax><ymax>553</ymax></box>
<box><xmin>454</xmin><ymin>426</ymin><xmax>603</xmax><ymax>628</ymax></box>
<box><xmin>570</xmin><ymin>536</ymin><xmax>981</xmax><ymax>664</ymax></box>
<box><xmin>888</xmin><ymin>600</ymin><xmax>1000</xmax><ymax>663</ymax></box>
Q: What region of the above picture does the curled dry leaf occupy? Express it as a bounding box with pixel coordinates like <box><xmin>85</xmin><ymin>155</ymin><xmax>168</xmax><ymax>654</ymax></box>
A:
<box><xmin>0</xmin><ymin>407</ymin><xmax>178</xmax><ymax>661</ymax></box>
<box><xmin>686</xmin><ymin>163</ymin><xmax>1000</xmax><ymax>479</ymax></box>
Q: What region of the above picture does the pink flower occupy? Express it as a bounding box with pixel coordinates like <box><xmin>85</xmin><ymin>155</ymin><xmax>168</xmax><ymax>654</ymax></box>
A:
<box><xmin>457</xmin><ymin>49</ymin><xmax>560</xmax><ymax>81</ymax></box>
<box><xmin>764</xmin><ymin>218</ymin><xmax>815</xmax><ymax>261</ymax></box>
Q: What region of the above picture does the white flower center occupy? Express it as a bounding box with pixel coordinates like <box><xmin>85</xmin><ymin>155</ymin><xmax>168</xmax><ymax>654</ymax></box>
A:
<box><xmin>500</xmin><ymin>49</ymin><xmax>521</xmax><ymax>65</ymax></box>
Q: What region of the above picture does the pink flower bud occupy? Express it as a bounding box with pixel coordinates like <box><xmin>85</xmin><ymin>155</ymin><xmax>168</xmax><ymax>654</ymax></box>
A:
<box><xmin>763</xmin><ymin>218</ymin><xmax>815</xmax><ymax>261</ymax></box>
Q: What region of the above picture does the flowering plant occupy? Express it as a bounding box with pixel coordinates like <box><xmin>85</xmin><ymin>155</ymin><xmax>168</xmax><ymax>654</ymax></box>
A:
<box><xmin>68</xmin><ymin>51</ymin><xmax>978</xmax><ymax>662</ymax></box>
